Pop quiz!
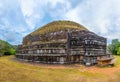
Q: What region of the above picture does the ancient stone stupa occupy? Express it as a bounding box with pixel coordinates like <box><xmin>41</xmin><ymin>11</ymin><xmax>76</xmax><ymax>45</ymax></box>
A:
<box><xmin>16</xmin><ymin>20</ymin><xmax>113</xmax><ymax>66</ymax></box>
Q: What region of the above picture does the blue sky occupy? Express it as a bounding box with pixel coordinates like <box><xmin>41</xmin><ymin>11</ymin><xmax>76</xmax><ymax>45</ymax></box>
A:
<box><xmin>0</xmin><ymin>0</ymin><xmax>120</xmax><ymax>45</ymax></box>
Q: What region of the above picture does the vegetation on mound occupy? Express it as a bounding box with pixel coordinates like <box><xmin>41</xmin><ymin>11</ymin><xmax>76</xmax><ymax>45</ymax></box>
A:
<box><xmin>30</xmin><ymin>20</ymin><xmax>88</xmax><ymax>36</ymax></box>
<box><xmin>0</xmin><ymin>39</ymin><xmax>17</xmax><ymax>55</ymax></box>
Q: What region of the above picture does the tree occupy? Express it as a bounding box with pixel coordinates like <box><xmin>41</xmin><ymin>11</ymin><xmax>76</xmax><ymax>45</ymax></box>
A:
<box><xmin>112</xmin><ymin>39</ymin><xmax>119</xmax><ymax>44</ymax></box>
<box><xmin>117</xmin><ymin>47</ymin><xmax>120</xmax><ymax>55</ymax></box>
<box><xmin>0</xmin><ymin>39</ymin><xmax>17</xmax><ymax>55</ymax></box>
<box><xmin>107</xmin><ymin>39</ymin><xmax>120</xmax><ymax>55</ymax></box>
<box><xmin>107</xmin><ymin>44</ymin><xmax>112</xmax><ymax>53</ymax></box>
<box><xmin>112</xmin><ymin>39</ymin><xmax>119</xmax><ymax>54</ymax></box>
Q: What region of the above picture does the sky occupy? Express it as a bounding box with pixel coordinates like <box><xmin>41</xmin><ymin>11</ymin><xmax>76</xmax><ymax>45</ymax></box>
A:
<box><xmin>0</xmin><ymin>0</ymin><xmax>120</xmax><ymax>45</ymax></box>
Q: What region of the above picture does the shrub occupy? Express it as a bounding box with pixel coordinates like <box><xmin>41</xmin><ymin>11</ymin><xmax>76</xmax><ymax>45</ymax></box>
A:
<box><xmin>3</xmin><ymin>49</ymin><xmax>16</xmax><ymax>56</ymax></box>
<box><xmin>4</xmin><ymin>51</ymin><xmax>12</xmax><ymax>55</ymax></box>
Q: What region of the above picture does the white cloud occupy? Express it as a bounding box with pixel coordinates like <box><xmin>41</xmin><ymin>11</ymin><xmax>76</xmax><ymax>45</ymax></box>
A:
<box><xmin>20</xmin><ymin>0</ymin><xmax>35</xmax><ymax>17</ymax></box>
<box><xmin>19</xmin><ymin>0</ymin><xmax>71</xmax><ymax>28</ymax></box>
<box><xmin>20</xmin><ymin>0</ymin><xmax>42</xmax><ymax>28</ymax></box>
<box><xmin>47</xmin><ymin>0</ymin><xmax>71</xmax><ymax>18</ymax></box>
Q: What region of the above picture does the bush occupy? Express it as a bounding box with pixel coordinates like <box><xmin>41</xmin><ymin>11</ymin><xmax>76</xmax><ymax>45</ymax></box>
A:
<box><xmin>4</xmin><ymin>51</ymin><xmax>12</xmax><ymax>55</ymax></box>
<box><xmin>3</xmin><ymin>49</ymin><xmax>16</xmax><ymax>56</ymax></box>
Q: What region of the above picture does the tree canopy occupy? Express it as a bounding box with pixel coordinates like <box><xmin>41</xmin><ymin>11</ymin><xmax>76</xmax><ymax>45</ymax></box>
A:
<box><xmin>0</xmin><ymin>39</ymin><xmax>17</xmax><ymax>55</ymax></box>
<box><xmin>108</xmin><ymin>39</ymin><xmax>120</xmax><ymax>55</ymax></box>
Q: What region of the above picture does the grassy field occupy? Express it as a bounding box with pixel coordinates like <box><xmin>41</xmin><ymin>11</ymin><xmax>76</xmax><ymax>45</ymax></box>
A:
<box><xmin>0</xmin><ymin>56</ymin><xmax>120</xmax><ymax>82</ymax></box>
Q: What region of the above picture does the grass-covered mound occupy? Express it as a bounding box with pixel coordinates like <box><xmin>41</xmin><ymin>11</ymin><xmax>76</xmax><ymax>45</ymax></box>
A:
<box><xmin>30</xmin><ymin>20</ymin><xmax>88</xmax><ymax>36</ymax></box>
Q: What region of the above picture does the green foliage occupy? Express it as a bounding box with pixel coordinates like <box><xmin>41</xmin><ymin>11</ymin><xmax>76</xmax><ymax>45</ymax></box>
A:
<box><xmin>117</xmin><ymin>47</ymin><xmax>120</xmax><ymax>55</ymax></box>
<box><xmin>108</xmin><ymin>39</ymin><xmax>120</xmax><ymax>55</ymax></box>
<box><xmin>107</xmin><ymin>44</ymin><xmax>112</xmax><ymax>53</ymax></box>
<box><xmin>0</xmin><ymin>39</ymin><xmax>17</xmax><ymax>55</ymax></box>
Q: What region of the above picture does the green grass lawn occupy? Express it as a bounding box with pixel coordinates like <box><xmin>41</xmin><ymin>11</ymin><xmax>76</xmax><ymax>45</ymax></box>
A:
<box><xmin>114</xmin><ymin>55</ymin><xmax>120</xmax><ymax>65</ymax></box>
<box><xmin>0</xmin><ymin>55</ymin><xmax>120</xmax><ymax>82</ymax></box>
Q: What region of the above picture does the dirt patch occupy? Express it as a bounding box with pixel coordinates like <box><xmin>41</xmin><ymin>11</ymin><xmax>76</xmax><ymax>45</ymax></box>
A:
<box><xmin>80</xmin><ymin>65</ymin><xmax>120</xmax><ymax>77</ymax></box>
